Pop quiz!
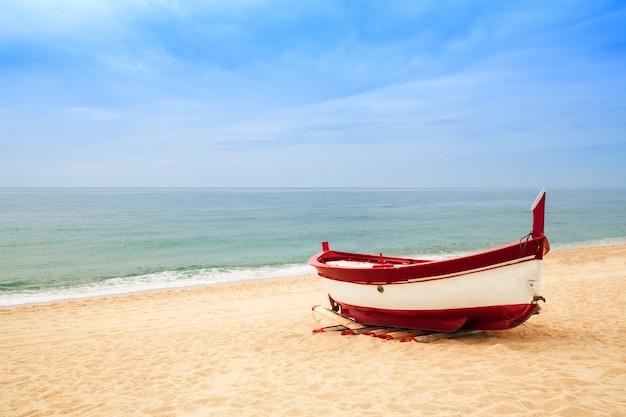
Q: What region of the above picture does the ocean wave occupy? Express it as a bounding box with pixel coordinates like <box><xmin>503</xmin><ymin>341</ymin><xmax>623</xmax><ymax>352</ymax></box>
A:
<box><xmin>406</xmin><ymin>237</ymin><xmax>626</xmax><ymax>259</ymax></box>
<box><xmin>0</xmin><ymin>263</ymin><xmax>316</xmax><ymax>308</ymax></box>
<box><xmin>549</xmin><ymin>236</ymin><xmax>626</xmax><ymax>250</ymax></box>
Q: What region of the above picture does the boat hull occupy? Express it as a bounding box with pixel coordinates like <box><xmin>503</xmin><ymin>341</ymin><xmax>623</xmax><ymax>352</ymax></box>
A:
<box><xmin>331</xmin><ymin>302</ymin><xmax>539</xmax><ymax>332</ymax></box>
<box><xmin>319</xmin><ymin>258</ymin><xmax>542</xmax><ymax>332</ymax></box>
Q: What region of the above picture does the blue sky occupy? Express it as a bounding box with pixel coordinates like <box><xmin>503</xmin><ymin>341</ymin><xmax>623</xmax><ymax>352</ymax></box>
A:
<box><xmin>1</xmin><ymin>1</ymin><xmax>625</xmax><ymax>187</ymax></box>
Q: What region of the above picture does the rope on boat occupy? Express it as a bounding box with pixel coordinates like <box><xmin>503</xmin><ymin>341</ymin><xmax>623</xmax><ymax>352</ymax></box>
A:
<box><xmin>519</xmin><ymin>231</ymin><xmax>550</xmax><ymax>256</ymax></box>
<box><xmin>519</xmin><ymin>231</ymin><xmax>533</xmax><ymax>254</ymax></box>
<box><xmin>311</xmin><ymin>307</ymin><xmax>324</xmax><ymax>323</ymax></box>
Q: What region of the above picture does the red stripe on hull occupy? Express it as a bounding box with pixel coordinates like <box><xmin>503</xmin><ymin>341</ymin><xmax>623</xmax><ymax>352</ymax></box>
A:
<box><xmin>310</xmin><ymin>237</ymin><xmax>549</xmax><ymax>285</ymax></box>
<box><xmin>338</xmin><ymin>302</ymin><xmax>538</xmax><ymax>332</ymax></box>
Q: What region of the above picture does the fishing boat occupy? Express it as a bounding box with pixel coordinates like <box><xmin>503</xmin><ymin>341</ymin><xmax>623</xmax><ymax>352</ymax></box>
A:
<box><xmin>308</xmin><ymin>188</ymin><xmax>550</xmax><ymax>332</ymax></box>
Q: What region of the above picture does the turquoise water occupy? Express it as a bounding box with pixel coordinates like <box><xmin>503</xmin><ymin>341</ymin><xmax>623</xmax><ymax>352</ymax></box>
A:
<box><xmin>1</xmin><ymin>187</ymin><xmax>625</xmax><ymax>306</ymax></box>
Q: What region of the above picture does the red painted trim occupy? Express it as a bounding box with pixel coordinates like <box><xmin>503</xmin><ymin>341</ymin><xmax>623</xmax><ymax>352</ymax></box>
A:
<box><xmin>309</xmin><ymin>237</ymin><xmax>548</xmax><ymax>284</ymax></box>
<box><xmin>532</xmin><ymin>187</ymin><xmax>546</xmax><ymax>238</ymax></box>
<box><xmin>337</xmin><ymin>302</ymin><xmax>538</xmax><ymax>332</ymax></box>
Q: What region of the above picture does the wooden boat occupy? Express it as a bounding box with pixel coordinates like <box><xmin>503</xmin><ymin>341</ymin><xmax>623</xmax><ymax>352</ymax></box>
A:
<box><xmin>308</xmin><ymin>188</ymin><xmax>550</xmax><ymax>332</ymax></box>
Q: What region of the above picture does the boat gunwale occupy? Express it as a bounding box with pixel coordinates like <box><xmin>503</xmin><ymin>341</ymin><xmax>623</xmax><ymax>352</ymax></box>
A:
<box><xmin>309</xmin><ymin>236</ymin><xmax>548</xmax><ymax>285</ymax></box>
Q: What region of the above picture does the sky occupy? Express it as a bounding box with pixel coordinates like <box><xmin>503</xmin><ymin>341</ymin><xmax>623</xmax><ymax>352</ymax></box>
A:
<box><xmin>1</xmin><ymin>1</ymin><xmax>625</xmax><ymax>188</ymax></box>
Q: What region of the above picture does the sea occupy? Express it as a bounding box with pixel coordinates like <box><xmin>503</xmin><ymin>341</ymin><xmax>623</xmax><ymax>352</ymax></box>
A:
<box><xmin>1</xmin><ymin>187</ymin><xmax>625</xmax><ymax>307</ymax></box>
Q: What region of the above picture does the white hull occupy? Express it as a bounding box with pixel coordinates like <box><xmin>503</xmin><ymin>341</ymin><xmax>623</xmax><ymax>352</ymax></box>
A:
<box><xmin>321</xmin><ymin>258</ymin><xmax>542</xmax><ymax>312</ymax></box>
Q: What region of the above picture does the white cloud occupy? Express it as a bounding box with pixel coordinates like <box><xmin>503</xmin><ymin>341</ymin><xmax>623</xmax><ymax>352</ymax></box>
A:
<box><xmin>65</xmin><ymin>107</ymin><xmax>120</xmax><ymax>121</ymax></box>
<box><xmin>0</xmin><ymin>1</ymin><xmax>123</xmax><ymax>39</ymax></box>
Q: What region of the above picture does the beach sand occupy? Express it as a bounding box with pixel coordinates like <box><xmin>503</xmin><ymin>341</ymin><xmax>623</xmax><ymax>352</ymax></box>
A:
<box><xmin>1</xmin><ymin>245</ymin><xmax>625</xmax><ymax>416</ymax></box>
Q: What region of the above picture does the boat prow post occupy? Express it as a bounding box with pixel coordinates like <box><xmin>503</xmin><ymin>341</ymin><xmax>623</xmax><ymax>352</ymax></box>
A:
<box><xmin>531</xmin><ymin>187</ymin><xmax>547</xmax><ymax>238</ymax></box>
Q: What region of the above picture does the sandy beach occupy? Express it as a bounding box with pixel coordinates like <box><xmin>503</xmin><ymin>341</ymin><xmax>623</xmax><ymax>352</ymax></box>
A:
<box><xmin>1</xmin><ymin>244</ymin><xmax>625</xmax><ymax>416</ymax></box>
